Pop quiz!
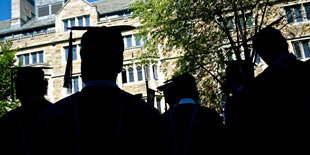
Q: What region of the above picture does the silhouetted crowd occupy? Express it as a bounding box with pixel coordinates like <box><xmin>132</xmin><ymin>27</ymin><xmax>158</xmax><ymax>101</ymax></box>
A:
<box><xmin>1</xmin><ymin>26</ymin><xmax>310</xmax><ymax>155</ymax></box>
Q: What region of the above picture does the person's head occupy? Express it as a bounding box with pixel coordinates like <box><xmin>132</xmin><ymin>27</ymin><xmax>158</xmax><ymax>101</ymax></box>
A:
<box><xmin>80</xmin><ymin>28</ymin><xmax>124</xmax><ymax>83</ymax></box>
<box><xmin>15</xmin><ymin>67</ymin><xmax>48</xmax><ymax>103</ymax></box>
<box><xmin>253</xmin><ymin>27</ymin><xmax>289</xmax><ymax>65</ymax></box>
<box><xmin>158</xmin><ymin>73</ymin><xmax>199</xmax><ymax>107</ymax></box>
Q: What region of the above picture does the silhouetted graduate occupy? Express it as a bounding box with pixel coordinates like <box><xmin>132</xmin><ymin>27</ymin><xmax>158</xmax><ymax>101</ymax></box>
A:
<box><xmin>225</xmin><ymin>27</ymin><xmax>310</xmax><ymax>150</ymax></box>
<box><xmin>0</xmin><ymin>67</ymin><xmax>52</xmax><ymax>155</ymax></box>
<box><xmin>158</xmin><ymin>73</ymin><xmax>223</xmax><ymax>155</ymax></box>
<box><xmin>44</xmin><ymin>26</ymin><xmax>167</xmax><ymax>155</ymax></box>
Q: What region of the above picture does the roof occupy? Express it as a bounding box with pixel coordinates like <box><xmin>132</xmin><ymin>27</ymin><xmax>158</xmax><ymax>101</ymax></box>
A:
<box><xmin>0</xmin><ymin>17</ymin><xmax>55</xmax><ymax>36</ymax></box>
<box><xmin>0</xmin><ymin>0</ymin><xmax>135</xmax><ymax>36</ymax></box>
<box><xmin>92</xmin><ymin>0</ymin><xmax>135</xmax><ymax>15</ymax></box>
<box><xmin>0</xmin><ymin>20</ymin><xmax>12</xmax><ymax>33</ymax></box>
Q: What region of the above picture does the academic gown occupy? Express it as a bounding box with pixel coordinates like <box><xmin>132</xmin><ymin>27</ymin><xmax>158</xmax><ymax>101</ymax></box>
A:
<box><xmin>0</xmin><ymin>98</ymin><xmax>52</xmax><ymax>155</ymax></box>
<box><xmin>45</xmin><ymin>84</ymin><xmax>167</xmax><ymax>155</ymax></box>
<box><xmin>225</xmin><ymin>53</ymin><xmax>310</xmax><ymax>150</ymax></box>
<box><xmin>162</xmin><ymin>103</ymin><xmax>223</xmax><ymax>155</ymax></box>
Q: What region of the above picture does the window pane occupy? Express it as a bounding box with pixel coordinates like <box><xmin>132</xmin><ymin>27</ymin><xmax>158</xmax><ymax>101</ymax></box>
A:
<box><xmin>78</xmin><ymin>17</ymin><xmax>83</xmax><ymax>26</ymax></box>
<box><xmin>126</xmin><ymin>36</ymin><xmax>132</xmax><ymax>47</ymax></box>
<box><xmin>122</xmin><ymin>69</ymin><xmax>127</xmax><ymax>84</ymax></box>
<box><xmin>73</xmin><ymin>46</ymin><xmax>77</xmax><ymax>60</ymax></box>
<box><xmin>143</xmin><ymin>35</ymin><xmax>148</xmax><ymax>44</ymax></box>
<box><xmin>153</xmin><ymin>65</ymin><xmax>158</xmax><ymax>80</ymax></box>
<box><xmin>128</xmin><ymin>68</ymin><xmax>134</xmax><ymax>82</ymax></box>
<box><xmin>32</xmin><ymin>53</ymin><xmax>37</xmax><ymax>64</ymax></box>
<box><xmin>70</xmin><ymin>19</ymin><xmax>75</xmax><ymax>27</ymax></box>
<box><xmin>137</xmin><ymin>66</ymin><xmax>143</xmax><ymax>81</ymax></box>
<box><xmin>64</xmin><ymin>20</ymin><xmax>69</xmax><ymax>31</ymax></box>
<box><xmin>67</xmin><ymin>85</ymin><xmax>72</xmax><ymax>94</ymax></box>
<box><xmin>51</xmin><ymin>3</ymin><xmax>62</xmax><ymax>14</ymax></box>
<box><xmin>285</xmin><ymin>8</ymin><xmax>294</xmax><ymax>24</ymax></box>
<box><xmin>85</xmin><ymin>16</ymin><xmax>90</xmax><ymax>26</ymax></box>
<box><xmin>38</xmin><ymin>6</ymin><xmax>49</xmax><ymax>17</ymax></box>
<box><xmin>24</xmin><ymin>54</ymin><xmax>30</xmax><ymax>65</ymax></box>
<box><xmin>18</xmin><ymin>55</ymin><xmax>23</xmax><ymax>65</ymax></box>
<box><xmin>73</xmin><ymin>77</ymin><xmax>79</xmax><ymax>93</ymax></box>
<box><xmin>38</xmin><ymin>51</ymin><xmax>44</xmax><ymax>63</ymax></box>
<box><xmin>65</xmin><ymin>47</ymin><xmax>69</xmax><ymax>61</ymax></box>
<box><xmin>302</xmin><ymin>40</ymin><xmax>310</xmax><ymax>58</ymax></box>
<box><xmin>294</xmin><ymin>7</ymin><xmax>303</xmax><ymax>22</ymax></box>
<box><xmin>292</xmin><ymin>41</ymin><xmax>302</xmax><ymax>59</ymax></box>
<box><xmin>305</xmin><ymin>4</ymin><xmax>310</xmax><ymax>20</ymax></box>
<box><xmin>144</xmin><ymin>65</ymin><xmax>150</xmax><ymax>80</ymax></box>
<box><xmin>135</xmin><ymin>35</ymin><xmax>141</xmax><ymax>46</ymax></box>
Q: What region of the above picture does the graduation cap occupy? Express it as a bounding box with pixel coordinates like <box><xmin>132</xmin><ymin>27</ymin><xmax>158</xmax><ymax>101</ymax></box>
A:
<box><xmin>9</xmin><ymin>66</ymin><xmax>52</xmax><ymax>101</ymax></box>
<box><xmin>157</xmin><ymin>73</ymin><xmax>197</xmax><ymax>92</ymax></box>
<box><xmin>63</xmin><ymin>25</ymin><xmax>135</xmax><ymax>88</ymax></box>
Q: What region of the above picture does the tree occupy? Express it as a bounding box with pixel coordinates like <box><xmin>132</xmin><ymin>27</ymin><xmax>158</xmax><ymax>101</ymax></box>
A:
<box><xmin>130</xmin><ymin>0</ymin><xmax>287</xmax><ymax>112</ymax></box>
<box><xmin>0</xmin><ymin>40</ymin><xmax>20</xmax><ymax>117</ymax></box>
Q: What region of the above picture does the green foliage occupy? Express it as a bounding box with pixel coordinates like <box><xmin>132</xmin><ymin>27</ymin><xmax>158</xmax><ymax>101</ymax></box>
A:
<box><xmin>0</xmin><ymin>40</ymin><xmax>20</xmax><ymax>117</ymax></box>
<box><xmin>130</xmin><ymin>0</ymin><xmax>277</xmax><ymax>112</ymax></box>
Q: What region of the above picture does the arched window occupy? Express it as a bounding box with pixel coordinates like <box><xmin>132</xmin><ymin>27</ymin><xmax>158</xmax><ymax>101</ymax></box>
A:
<box><xmin>144</xmin><ymin>65</ymin><xmax>150</xmax><ymax>81</ymax></box>
<box><xmin>128</xmin><ymin>67</ymin><xmax>134</xmax><ymax>82</ymax></box>
<box><xmin>152</xmin><ymin>65</ymin><xmax>158</xmax><ymax>80</ymax></box>
<box><xmin>122</xmin><ymin>68</ymin><xmax>127</xmax><ymax>84</ymax></box>
<box><xmin>137</xmin><ymin>66</ymin><xmax>143</xmax><ymax>81</ymax></box>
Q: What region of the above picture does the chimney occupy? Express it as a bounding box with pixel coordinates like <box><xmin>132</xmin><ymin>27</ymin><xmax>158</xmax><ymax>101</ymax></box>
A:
<box><xmin>11</xmin><ymin>0</ymin><xmax>35</xmax><ymax>29</ymax></box>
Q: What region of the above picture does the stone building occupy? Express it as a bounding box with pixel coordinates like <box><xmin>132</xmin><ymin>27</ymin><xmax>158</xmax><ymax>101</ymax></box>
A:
<box><xmin>0</xmin><ymin>0</ymin><xmax>166</xmax><ymax>113</ymax></box>
<box><xmin>0</xmin><ymin>0</ymin><xmax>310</xmax><ymax>113</ymax></box>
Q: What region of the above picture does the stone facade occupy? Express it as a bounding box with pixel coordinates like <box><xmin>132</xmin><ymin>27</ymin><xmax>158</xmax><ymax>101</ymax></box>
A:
<box><xmin>1</xmin><ymin>0</ymin><xmax>310</xmax><ymax>113</ymax></box>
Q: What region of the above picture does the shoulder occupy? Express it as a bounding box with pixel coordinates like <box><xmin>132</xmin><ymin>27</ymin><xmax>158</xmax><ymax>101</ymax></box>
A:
<box><xmin>0</xmin><ymin>108</ymin><xmax>20</xmax><ymax>122</ymax></box>
<box><xmin>121</xmin><ymin>91</ymin><xmax>161</xmax><ymax>117</ymax></box>
<box><xmin>45</xmin><ymin>93</ymin><xmax>79</xmax><ymax>119</ymax></box>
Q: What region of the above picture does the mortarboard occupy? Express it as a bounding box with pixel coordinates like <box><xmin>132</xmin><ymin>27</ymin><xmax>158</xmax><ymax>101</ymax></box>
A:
<box><xmin>9</xmin><ymin>66</ymin><xmax>52</xmax><ymax>101</ymax></box>
<box><xmin>157</xmin><ymin>73</ymin><xmax>196</xmax><ymax>92</ymax></box>
<box><xmin>63</xmin><ymin>25</ymin><xmax>135</xmax><ymax>88</ymax></box>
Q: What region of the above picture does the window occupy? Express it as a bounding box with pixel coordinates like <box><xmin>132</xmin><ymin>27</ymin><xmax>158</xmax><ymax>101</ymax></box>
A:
<box><xmin>18</xmin><ymin>55</ymin><xmax>23</xmax><ymax>65</ymax></box>
<box><xmin>122</xmin><ymin>68</ymin><xmax>127</xmax><ymax>84</ymax></box>
<box><xmin>126</xmin><ymin>36</ymin><xmax>132</xmax><ymax>47</ymax></box>
<box><xmin>137</xmin><ymin>66</ymin><xmax>143</xmax><ymax>81</ymax></box>
<box><xmin>305</xmin><ymin>3</ymin><xmax>310</xmax><ymax>20</ymax></box>
<box><xmin>143</xmin><ymin>35</ymin><xmax>148</xmax><ymax>44</ymax></box>
<box><xmin>85</xmin><ymin>16</ymin><xmax>90</xmax><ymax>26</ymax></box>
<box><xmin>152</xmin><ymin>65</ymin><xmax>158</xmax><ymax>80</ymax></box>
<box><xmin>128</xmin><ymin>67</ymin><xmax>134</xmax><ymax>82</ymax></box>
<box><xmin>135</xmin><ymin>35</ymin><xmax>141</xmax><ymax>46</ymax></box>
<box><xmin>38</xmin><ymin>51</ymin><xmax>44</xmax><ymax>63</ymax></box>
<box><xmin>67</xmin><ymin>77</ymin><xmax>80</xmax><ymax>94</ymax></box>
<box><xmin>38</xmin><ymin>6</ymin><xmax>49</xmax><ymax>17</ymax></box>
<box><xmin>64</xmin><ymin>20</ymin><xmax>69</xmax><ymax>32</ymax></box>
<box><xmin>51</xmin><ymin>3</ymin><xmax>62</xmax><ymax>14</ymax></box>
<box><xmin>32</xmin><ymin>53</ymin><xmax>37</xmax><ymax>64</ymax></box>
<box><xmin>24</xmin><ymin>54</ymin><xmax>30</xmax><ymax>65</ymax></box>
<box><xmin>292</xmin><ymin>40</ymin><xmax>310</xmax><ymax>59</ymax></box>
<box><xmin>156</xmin><ymin>98</ymin><xmax>162</xmax><ymax>114</ymax></box>
<box><xmin>65</xmin><ymin>45</ymin><xmax>78</xmax><ymax>61</ymax></box>
<box><xmin>294</xmin><ymin>7</ymin><xmax>303</xmax><ymax>22</ymax></box>
<box><xmin>18</xmin><ymin>51</ymin><xmax>44</xmax><ymax>66</ymax></box>
<box><xmin>144</xmin><ymin>65</ymin><xmax>150</xmax><ymax>81</ymax></box>
<box><xmin>78</xmin><ymin>17</ymin><xmax>83</xmax><ymax>26</ymax></box>
<box><xmin>73</xmin><ymin>77</ymin><xmax>79</xmax><ymax>93</ymax></box>
<box><xmin>284</xmin><ymin>3</ymin><xmax>310</xmax><ymax>24</ymax></box>
<box><xmin>70</xmin><ymin>19</ymin><xmax>75</xmax><ymax>27</ymax></box>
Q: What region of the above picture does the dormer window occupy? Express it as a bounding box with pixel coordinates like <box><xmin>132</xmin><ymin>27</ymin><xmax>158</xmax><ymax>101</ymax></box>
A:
<box><xmin>63</xmin><ymin>16</ymin><xmax>90</xmax><ymax>32</ymax></box>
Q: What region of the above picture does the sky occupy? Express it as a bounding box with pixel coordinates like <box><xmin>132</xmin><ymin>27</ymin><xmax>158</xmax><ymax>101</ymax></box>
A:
<box><xmin>0</xmin><ymin>0</ymin><xmax>101</xmax><ymax>21</ymax></box>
